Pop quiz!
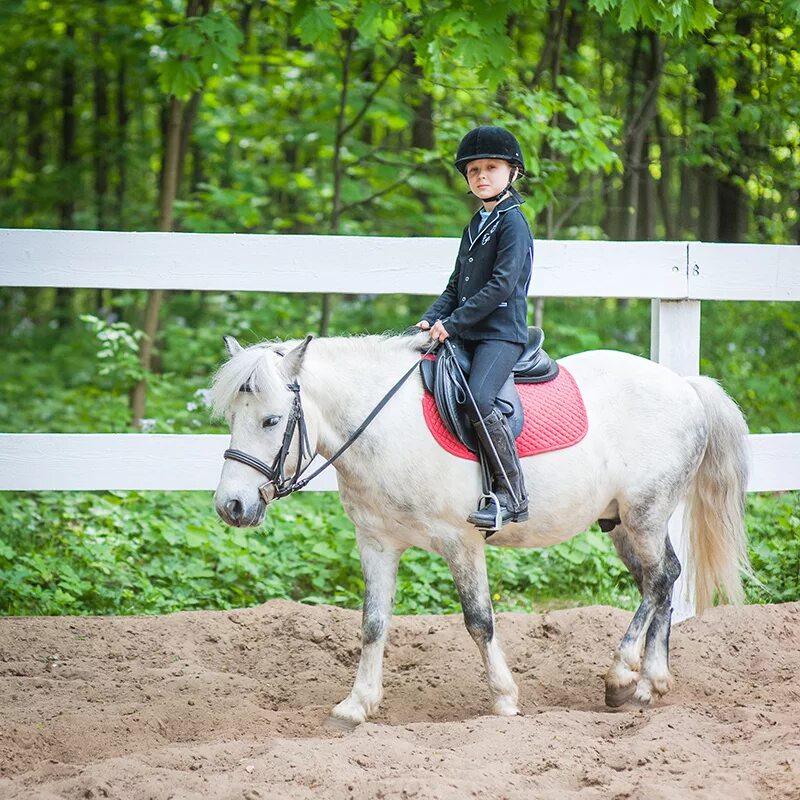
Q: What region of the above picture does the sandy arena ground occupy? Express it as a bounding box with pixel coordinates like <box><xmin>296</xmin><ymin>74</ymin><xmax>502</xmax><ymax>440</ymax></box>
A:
<box><xmin>1</xmin><ymin>600</ymin><xmax>798</xmax><ymax>799</ymax></box>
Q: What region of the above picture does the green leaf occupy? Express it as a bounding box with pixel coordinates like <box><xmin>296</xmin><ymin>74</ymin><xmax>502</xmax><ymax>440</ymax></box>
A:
<box><xmin>159</xmin><ymin>60</ymin><xmax>201</xmax><ymax>100</ymax></box>
<box><xmin>295</xmin><ymin>6</ymin><xmax>336</xmax><ymax>46</ymax></box>
<box><xmin>354</xmin><ymin>2</ymin><xmax>382</xmax><ymax>40</ymax></box>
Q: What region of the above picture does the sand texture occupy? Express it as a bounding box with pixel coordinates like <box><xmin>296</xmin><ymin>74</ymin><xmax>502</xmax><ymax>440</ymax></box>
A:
<box><xmin>1</xmin><ymin>600</ymin><xmax>799</xmax><ymax>799</ymax></box>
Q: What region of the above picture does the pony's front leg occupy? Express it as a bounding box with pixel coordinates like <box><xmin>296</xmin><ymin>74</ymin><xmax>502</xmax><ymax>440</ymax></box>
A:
<box><xmin>327</xmin><ymin>530</ymin><xmax>403</xmax><ymax>729</ymax></box>
<box><xmin>441</xmin><ymin>533</ymin><xmax>520</xmax><ymax>717</ymax></box>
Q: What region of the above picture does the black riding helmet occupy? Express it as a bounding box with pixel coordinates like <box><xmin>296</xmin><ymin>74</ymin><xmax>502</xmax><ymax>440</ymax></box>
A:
<box><xmin>454</xmin><ymin>126</ymin><xmax>526</xmax><ymax>177</ymax></box>
<box><xmin>454</xmin><ymin>126</ymin><xmax>525</xmax><ymax>202</ymax></box>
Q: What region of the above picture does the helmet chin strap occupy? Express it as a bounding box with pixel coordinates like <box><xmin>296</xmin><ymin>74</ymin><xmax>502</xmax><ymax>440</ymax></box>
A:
<box><xmin>479</xmin><ymin>180</ymin><xmax>514</xmax><ymax>203</ymax></box>
<box><xmin>466</xmin><ymin>166</ymin><xmax>520</xmax><ymax>203</ymax></box>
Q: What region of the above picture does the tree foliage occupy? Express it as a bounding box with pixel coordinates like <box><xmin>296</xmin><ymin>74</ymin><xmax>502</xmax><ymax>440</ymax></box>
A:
<box><xmin>0</xmin><ymin>0</ymin><xmax>798</xmax><ymax>614</ymax></box>
<box><xmin>1</xmin><ymin>0</ymin><xmax>797</xmax><ymax>241</ymax></box>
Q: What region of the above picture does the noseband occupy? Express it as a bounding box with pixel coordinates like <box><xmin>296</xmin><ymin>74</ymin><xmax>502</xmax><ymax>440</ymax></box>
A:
<box><xmin>222</xmin><ymin>340</ymin><xmax>438</xmax><ymax>503</ymax></box>
<box><xmin>224</xmin><ymin>381</ymin><xmax>312</xmax><ymax>502</ymax></box>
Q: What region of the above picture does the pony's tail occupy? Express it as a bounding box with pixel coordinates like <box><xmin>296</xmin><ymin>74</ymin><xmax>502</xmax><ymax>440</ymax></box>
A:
<box><xmin>683</xmin><ymin>376</ymin><xmax>752</xmax><ymax>615</ymax></box>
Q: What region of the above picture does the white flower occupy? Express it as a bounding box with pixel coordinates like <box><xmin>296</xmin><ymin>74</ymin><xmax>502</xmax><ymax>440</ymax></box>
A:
<box><xmin>194</xmin><ymin>388</ymin><xmax>212</xmax><ymax>407</ymax></box>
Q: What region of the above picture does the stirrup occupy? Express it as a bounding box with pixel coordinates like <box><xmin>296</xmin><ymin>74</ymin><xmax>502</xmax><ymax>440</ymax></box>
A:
<box><xmin>470</xmin><ymin>490</ymin><xmax>503</xmax><ymax>532</ymax></box>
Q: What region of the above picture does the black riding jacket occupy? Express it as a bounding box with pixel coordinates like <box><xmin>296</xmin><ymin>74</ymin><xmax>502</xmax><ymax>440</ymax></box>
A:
<box><xmin>423</xmin><ymin>194</ymin><xmax>533</xmax><ymax>344</ymax></box>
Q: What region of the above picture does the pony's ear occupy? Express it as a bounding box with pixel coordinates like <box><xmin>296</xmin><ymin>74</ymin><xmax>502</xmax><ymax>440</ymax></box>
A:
<box><xmin>223</xmin><ymin>335</ymin><xmax>244</xmax><ymax>357</ymax></box>
<box><xmin>280</xmin><ymin>334</ymin><xmax>313</xmax><ymax>379</ymax></box>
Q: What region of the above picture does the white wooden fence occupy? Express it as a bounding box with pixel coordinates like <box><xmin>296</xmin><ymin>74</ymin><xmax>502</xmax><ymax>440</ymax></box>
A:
<box><xmin>1</xmin><ymin>230</ymin><xmax>798</xmax><ymax>618</ymax></box>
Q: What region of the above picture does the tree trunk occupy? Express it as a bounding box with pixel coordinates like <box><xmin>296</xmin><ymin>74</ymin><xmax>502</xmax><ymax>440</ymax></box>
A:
<box><xmin>55</xmin><ymin>23</ymin><xmax>78</xmax><ymax>326</ymax></box>
<box><xmin>676</xmin><ymin>88</ymin><xmax>693</xmax><ymax>236</ymax></box>
<box><xmin>115</xmin><ymin>57</ymin><xmax>129</xmax><ymax>230</ymax></box>
<box><xmin>654</xmin><ymin>112</ymin><xmax>676</xmax><ymax>239</ymax></box>
<box><xmin>406</xmin><ymin>49</ymin><xmax>436</xmax><ymax>220</ymax></box>
<box><xmin>697</xmin><ymin>65</ymin><xmax>719</xmax><ymax>241</ymax></box>
<box><xmin>24</xmin><ymin>67</ymin><xmax>45</xmax><ymax>225</ymax></box>
<box><xmin>717</xmin><ymin>181</ymin><xmax>747</xmax><ymax>243</ymax></box>
<box><xmin>26</xmin><ymin>85</ymin><xmax>45</xmax><ymax>172</ymax></box>
<box><xmin>409</xmin><ymin>55</ymin><xmax>434</xmax><ymax>152</ymax></box>
<box><xmin>239</xmin><ymin>1</ymin><xmax>254</xmax><ymax>50</ymax></box>
<box><xmin>716</xmin><ymin>14</ymin><xmax>753</xmax><ymax>243</ymax></box>
<box><xmin>129</xmin><ymin>95</ymin><xmax>181</xmax><ymax>427</ymax></box>
<box><xmin>93</xmin><ymin>4</ymin><xmax>110</xmax><ymax>231</ymax></box>
<box><xmin>130</xmin><ymin>0</ymin><xmax>208</xmax><ymax>428</ymax></box>
<box><xmin>637</xmin><ymin>149</ymin><xmax>657</xmax><ymax>240</ymax></box>
<box><xmin>177</xmin><ymin>90</ymin><xmax>202</xmax><ymax>193</ymax></box>
<box><xmin>535</xmin><ymin>0</ymin><xmax>568</xmax><ymax>234</ymax></box>
<box><xmin>530</xmin><ymin>0</ymin><xmax>568</xmax><ymax>90</ymax></box>
<box><xmin>59</xmin><ymin>23</ymin><xmax>77</xmax><ymax>230</ymax></box>
<box><xmin>533</xmin><ymin>0</ymin><xmax>571</xmax><ymax>325</ymax></box>
<box><xmin>794</xmin><ymin>189</ymin><xmax>800</xmax><ymax>245</ymax></box>
<box><xmin>622</xmin><ymin>33</ymin><xmax>662</xmax><ymax>241</ymax></box>
<box><xmin>319</xmin><ymin>25</ymin><xmax>356</xmax><ymax>337</ymax></box>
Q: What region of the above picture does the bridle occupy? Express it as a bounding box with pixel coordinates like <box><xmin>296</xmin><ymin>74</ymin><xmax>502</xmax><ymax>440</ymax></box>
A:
<box><xmin>223</xmin><ymin>340</ymin><xmax>438</xmax><ymax>503</ymax></box>
<box><xmin>224</xmin><ymin>381</ymin><xmax>312</xmax><ymax>502</ymax></box>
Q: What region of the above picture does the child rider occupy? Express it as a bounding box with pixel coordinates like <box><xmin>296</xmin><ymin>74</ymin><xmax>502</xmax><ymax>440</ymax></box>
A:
<box><xmin>417</xmin><ymin>125</ymin><xmax>533</xmax><ymax>531</ymax></box>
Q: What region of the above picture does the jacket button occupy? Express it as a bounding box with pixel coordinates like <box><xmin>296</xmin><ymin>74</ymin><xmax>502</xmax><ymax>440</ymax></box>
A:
<box><xmin>468</xmin><ymin>257</ymin><xmax>474</xmax><ymax>262</ymax></box>
<box><xmin>465</xmin><ymin>276</ymin><xmax>470</xmax><ymax>281</ymax></box>
<box><xmin>461</xmin><ymin>297</ymin><xmax>466</xmax><ymax>302</ymax></box>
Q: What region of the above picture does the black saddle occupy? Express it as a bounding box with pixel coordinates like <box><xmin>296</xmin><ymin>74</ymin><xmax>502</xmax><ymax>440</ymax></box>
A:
<box><xmin>420</xmin><ymin>326</ymin><xmax>559</xmax><ymax>453</ymax></box>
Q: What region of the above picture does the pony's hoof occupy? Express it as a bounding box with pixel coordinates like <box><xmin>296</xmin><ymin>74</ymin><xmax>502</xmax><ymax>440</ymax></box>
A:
<box><xmin>604</xmin><ymin>679</ymin><xmax>638</xmax><ymax>708</ymax></box>
<box><xmin>324</xmin><ymin>714</ymin><xmax>360</xmax><ymax>732</ymax></box>
<box><xmin>327</xmin><ymin>694</ymin><xmax>372</xmax><ymax>730</ymax></box>
<box><xmin>605</xmin><ymin>659</ymin><xmax>640</xmax><ymax>708</ymax></box>
<box><xmin>492</xmin><ymin>697</ymin><xmax>521</xmax><ymax>716</ymax></box>
<box><xmin>648</xmin><ymin>672</ymin><xmax>674</xmax><ymax>698</ymax></box>
<box><xmin>632</xmin><ymin>680</ymin><xmax>654</xmax><ymax>706</ymax></box>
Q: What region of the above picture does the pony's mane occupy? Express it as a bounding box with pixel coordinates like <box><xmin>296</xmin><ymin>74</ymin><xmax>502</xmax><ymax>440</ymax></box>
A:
<box><xmin>209</xmin><ymin>342</ymin><xmax>285</xmax><ymax>419</ymax></box>
<box><xmin>209</xmin><ymin>331</ymin><xmax>428</xmax><ymax>418</ymax></box>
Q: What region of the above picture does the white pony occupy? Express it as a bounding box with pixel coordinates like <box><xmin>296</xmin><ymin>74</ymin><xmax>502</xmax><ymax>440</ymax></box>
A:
<box><xmin>211</xmin><ymin>332</ymin><xmax>750</xmax><ymax>728</ymax></box>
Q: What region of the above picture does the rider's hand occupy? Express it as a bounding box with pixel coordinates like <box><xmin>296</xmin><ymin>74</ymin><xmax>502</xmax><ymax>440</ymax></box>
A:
<box><xmin>429</xmin><ymin>320</ymin><xmax>450</xmax><ymax>342</ymax></box>
<box><xmin>416</xmin><ymin>320</ymin><xmax>430</xmax><ymax>330</ymax></box>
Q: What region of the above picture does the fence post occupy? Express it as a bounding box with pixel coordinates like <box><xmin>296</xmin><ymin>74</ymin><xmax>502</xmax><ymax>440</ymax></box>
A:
<box><xmin>650</xmin><ymin>298</ymin><xmax>701</xmax><ymax>622</ymax></box>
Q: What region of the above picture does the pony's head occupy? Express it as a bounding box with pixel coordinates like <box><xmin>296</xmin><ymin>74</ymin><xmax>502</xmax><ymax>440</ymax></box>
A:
<box><xmin>210</xmin><ymin>334</ymin><xmax>316</xmax><ymax>526</ymax></box>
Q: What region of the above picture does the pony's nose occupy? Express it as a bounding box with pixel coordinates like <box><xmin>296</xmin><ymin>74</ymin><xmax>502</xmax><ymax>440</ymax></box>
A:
<box><xmin>225</xmin><ymin>498</ymin><xmax>244</xmax><ymax>523</ymax></box>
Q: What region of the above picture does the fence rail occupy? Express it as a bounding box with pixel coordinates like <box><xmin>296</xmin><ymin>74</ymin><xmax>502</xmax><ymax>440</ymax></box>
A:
<box><xmin>0</xmin><ymin>433</ymin><xmax>796</xmax><ymax>494</ymax></box>
<box><xmin>2</xmin><ymin>228</ymin><xmax>798</xmax><ymax>620</ymax></box>
<box><xmin>2</xmin><ymin>229</ymin><xmax>798</xmax><ymax>300</ymax></box>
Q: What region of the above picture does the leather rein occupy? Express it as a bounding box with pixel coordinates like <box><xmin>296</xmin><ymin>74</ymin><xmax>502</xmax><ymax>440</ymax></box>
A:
<box><xmin>223</xmin><ymin>340</ymin><xmax>438</xmax><ymax>503</ymax></box>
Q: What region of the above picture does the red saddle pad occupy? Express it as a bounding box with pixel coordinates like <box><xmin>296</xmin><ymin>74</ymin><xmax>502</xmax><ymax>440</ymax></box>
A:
<box><xmin>422</xmin><ymin>365</ymin><xmax>588</xmax><ymax>461</ymax></box>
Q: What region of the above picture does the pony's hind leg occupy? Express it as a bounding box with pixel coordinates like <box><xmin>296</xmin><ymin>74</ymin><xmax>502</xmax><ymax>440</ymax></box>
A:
<box><xmin>440</xmin><ymin>532</ymin><xmax>520</xmax><ymax>717</ymax></box>
<box><xmin>605</xmin><ymin>521</ymin><xmax>681</xmax><ymax>708</ymax></box>
<box><xmin>328</xmin><ymin>530</ymin><xmax>403</xmax><ymax>729</ymax></box>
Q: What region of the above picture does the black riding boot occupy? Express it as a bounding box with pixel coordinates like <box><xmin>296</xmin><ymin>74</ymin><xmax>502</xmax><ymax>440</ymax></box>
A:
<box><xmin>466</xmin><ymin>408</ymin><xmax>529</xmax><ymax>531</ymax></box>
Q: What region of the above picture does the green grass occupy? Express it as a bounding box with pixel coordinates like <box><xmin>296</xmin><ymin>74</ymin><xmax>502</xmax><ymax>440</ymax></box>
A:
<box><xmin>1</xmin><ymin>489</ymin><xmax>796</xmax><ymax>617</ymax></box>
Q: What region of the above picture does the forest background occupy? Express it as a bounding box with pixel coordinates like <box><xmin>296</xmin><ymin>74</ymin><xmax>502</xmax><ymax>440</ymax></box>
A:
<box><xmin>0</xmin><ymin>0</ymin><xmax>798</xmax><ymax>617</ymax></box>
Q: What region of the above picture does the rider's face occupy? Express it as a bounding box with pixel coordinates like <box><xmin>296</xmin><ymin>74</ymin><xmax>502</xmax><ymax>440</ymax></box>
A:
<box><xmin>465</xmin><ymin>159</ymin><xmax>514</xmax><ymax>202</ymax></box>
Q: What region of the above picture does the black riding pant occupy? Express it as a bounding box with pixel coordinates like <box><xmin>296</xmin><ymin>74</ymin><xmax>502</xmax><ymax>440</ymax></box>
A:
<box><xmin>461</xmin><ymin>339</ymin><xmax>524</xmax><ymax>422</ymax></box>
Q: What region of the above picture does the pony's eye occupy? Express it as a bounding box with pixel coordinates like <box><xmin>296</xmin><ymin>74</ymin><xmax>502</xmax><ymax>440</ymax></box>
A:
<box><xmin>262</xmin><ymin>415</ymin><xmax>282</xmax><ymax>428</ymax></box>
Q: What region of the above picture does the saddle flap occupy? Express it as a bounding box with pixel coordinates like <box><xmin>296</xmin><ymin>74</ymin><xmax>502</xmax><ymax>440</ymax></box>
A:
<box><xmin>422</xmin><ymin>347</ymin><xmax>524</xmax><ymax>453</ymax></box>
<box><xmin>419</xmin><ymin>358</ymin><xmax>435</xmax><ymax>394</ymax></box>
